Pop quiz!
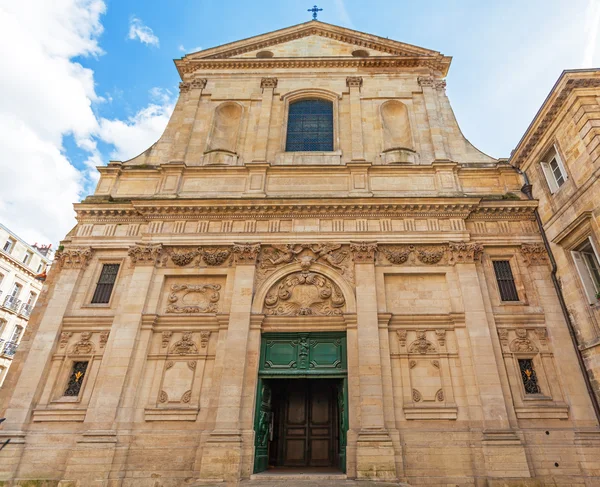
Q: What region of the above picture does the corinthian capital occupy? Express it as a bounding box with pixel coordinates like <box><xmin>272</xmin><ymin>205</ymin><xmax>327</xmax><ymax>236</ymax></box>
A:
<box><xmin>260</xmin><ymin>77</ymin><xmax>278</xmax><ymax>90</ymax></box>
<box><xmin>55</xmin><ymin>247</ymin><xmax>93</xmax><ymax>269</ymax></box>
<box><xmin>350</xmin><ymin>241</ymin><xmax>378</xmax><ymax>263</ymax></box>
<box><xmin>520</xmin><ymin>243</ymin><xmax>548</xmax><ymax>267</ymax></box>
<box><xmin>346</xmin><ymin>76</ymin><xmax>363</xmax><ymax>89</ymax></box>
<box><xmin>190</xmin><ymin>78</ymin><xmax>207</xmax><ymax>90</ymax></box>
<box><xmin>128</xmin><ymin>243</ymin><xmax>163</xmax><ymax>266</ymax></box>
<box><xmin>418</xmin><ymin>76</ymin><xmax>446</xmax><ymax>91</ymax></box>
<box><xmin>448</xmin><ymin>242</ymin><xmax>484</xmax><ymax>264</ymax></box>
<box><xmin>179</xmin><ymin>82</ymin><xmax>190</xmax><ymax>93</ymax></box>
<box><xmin>233</xmin><ymin>242</ymin><xmax>261</xmax><ymax>265</ymax></box>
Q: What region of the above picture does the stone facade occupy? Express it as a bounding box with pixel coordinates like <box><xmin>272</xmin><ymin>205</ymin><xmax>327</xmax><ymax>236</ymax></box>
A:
<box><xmin>0</xmin><ymin>21</ymin><xmax>599</xmax><ymax>487</ymax></box>
<box><xmin>511</xmin><ymin>69</ymin><xmax>600</xmax><ymax>404</ymax></box>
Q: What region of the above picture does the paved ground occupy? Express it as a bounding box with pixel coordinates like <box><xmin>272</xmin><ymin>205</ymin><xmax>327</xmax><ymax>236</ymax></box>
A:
<box><xmin>195</xmin><ymin>480</ymin><xmax>411</xmax><ymax>487</ymax></box>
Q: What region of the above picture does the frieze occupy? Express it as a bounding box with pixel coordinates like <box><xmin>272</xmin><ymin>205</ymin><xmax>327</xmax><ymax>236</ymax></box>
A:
<box><xmin>520</xmin><ymin>243</ymin><xmax>549</xmax><ymax>266</ymax></box>
<box><xmin>55</xmin><ymin>247</ymin><xmax>93</xmax><ymax>269</ymax></box>
<box><xmin>379</xmin><ymin>242</ymin><xmax>484</xmax><ymax>266</ymax></box>
<box><xmin>264</xmin><ymin>271</ymin><xmax>345</xmax><ymax>316</ymax></box>
<box><xmin>165</xmin><ymin>284</ymin><xmax>221</xmax><ymax>314</ymax></box>
<box><xmin>128</xmin><ymin>244</ymin><xmax>163</xmax><ymax>266</ymax></box>
<box><xmin>164</xmin><ymin>247</ymin><xmax>231</xmax><ymax>267</ymax></box>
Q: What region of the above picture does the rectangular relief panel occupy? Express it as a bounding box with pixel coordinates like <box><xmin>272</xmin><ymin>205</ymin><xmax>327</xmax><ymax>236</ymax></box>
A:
<box><xmin>260</xmin><ymin>332</ymin><xmax>347</xmax><ymax>376</ymax></box>
<box><xmin>385</xmin><ymin>273</ymin><xmax>450</xmax><ymax>314</ymax></box>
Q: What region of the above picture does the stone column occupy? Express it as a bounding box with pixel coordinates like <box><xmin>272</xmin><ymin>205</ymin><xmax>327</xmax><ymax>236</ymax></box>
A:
<box><xmin>199</xmin><ymin>243</ymin><xmax>260</xmax><ymax>482</ymax></box>
<box><xmin>418</xmin><ymin>76</ymin><xmax>448</xmax><ymax>161</ymax></box>
<box><xmin>170</xmin><ymin>78</ymin><xmax>207</xmax><ymax>163</ymax></box>
<box><xmin>349</xmin><ymin>242</ymin><xmax>397</xmax><ymax>481</ymax></box>
<box><xmin>1</xmin><ymin>248</ymin><xmax>92</xmax><ymax>430</ymax></box>
<box><xmin>347</xmin><ymin>77</ymin><xmax>365</xmax><ymax>161</ymax></box>
<box><xmin>252</xmin><ymin>78</ymin><xmax>277</xmax><ymax>162</ymax></box>
<box><xmin>451</xmin><ymin>243</ymin><xmax>530</xmax><ymax>479</ymax></box>
<box><xmin>62</xmin><ymin>244</ymin><xmax>163</xmax><ymax>484</ymax></box>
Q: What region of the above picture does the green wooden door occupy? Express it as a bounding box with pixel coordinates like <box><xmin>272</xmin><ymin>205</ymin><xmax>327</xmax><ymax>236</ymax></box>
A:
<box><xmin>253</xmin><ymin>332</ymin><xmax>348</xmax><ymax>474</ymax></box>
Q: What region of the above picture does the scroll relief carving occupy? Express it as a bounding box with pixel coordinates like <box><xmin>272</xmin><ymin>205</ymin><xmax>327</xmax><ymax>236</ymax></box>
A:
<box><xmin>256</xmin><ymin>243</ymin><xmax>354</xmax><ymax>288</ymax></box>
<box><xmin>499</xmin><ymin>328</ymin><xmax>541</xmax><ymax>353</ymax></box>
<box><xmin>408</xmin><ymin>331</ymin><xmax>437</xmax><ymax>354</ymax></box>
<box><xmin>164</xmin><ymin>247</ymin><xmax>231</xmax><ymax>267</ymax></box>
<box><xmin>55</xmin><ymin>247</ymin><xmax>93</xmax><ymax>269</ymax></box>
<box><xmin>165</xmin><ymin>284</ymin><xmax>221</xmax><ymax>314</ymax></box>
<box><xmin>71</xmin><ymin>332</ymin><xmax>94</xmax><ymax>355</ymax></box>
<box><xmin>380</xmin><ymin>242</ymin><xmax>483</xmax><ymax>266</ymax></box>
<box><xmin>263</xmin><ymin>271</ymin><xmax>346</xmax><ymax>316</ymax></box>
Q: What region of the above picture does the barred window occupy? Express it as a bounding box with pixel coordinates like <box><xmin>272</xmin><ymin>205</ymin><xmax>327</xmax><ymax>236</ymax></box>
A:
<box><xmin>518</xmin><ymin>358</ymin><xmax>541</xmax><ymax>394</ymax></box>
<box><xmin>91</xmin><ymin>264</ymin><xmax>120</xmax><ymax>304</ymax></box>
<box><xmin>285</xmin><ymin>99</ymin><xmax>333</xmax><ymax>152</ymax></box>
<box><xmin>64</xmin><ymin>361</ymin><xmax>88</xmax><ymax>397</ymax></box>
<box><xmin>493</xmin><ymin>260</ymin><xmax>520</xmax><ymax>302</ymax></box>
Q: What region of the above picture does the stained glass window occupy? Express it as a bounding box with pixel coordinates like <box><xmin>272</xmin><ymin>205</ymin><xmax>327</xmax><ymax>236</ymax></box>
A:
<box><xmin>91</xmin><ymin>264</ymin><xmax>119</xmax><ymax>304</ymax></box>
<box><xmin>518</xmin><ymin>358</ymin><xmax>541</xmax><ymax>394</ymax></box>
<box><xmin>493</xmin><ymin>260</ymin><xmax>520</xmax><ymax>302</ymax></box>
<box><xmin>64</xmin><ymin>361</ymin><xmax>89</xmax><ymax>396</ymax></box>
<box><xmin>285</xmin><ymin>99</ymin><xmax>334</xmax><ymax>152</ymax></box>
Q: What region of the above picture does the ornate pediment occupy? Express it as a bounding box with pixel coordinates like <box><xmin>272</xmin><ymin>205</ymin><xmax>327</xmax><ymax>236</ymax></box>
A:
<box><xmin>175</xmin><ymin>21</ymin><xmax>451</xmax><ymax>76</ymax></box>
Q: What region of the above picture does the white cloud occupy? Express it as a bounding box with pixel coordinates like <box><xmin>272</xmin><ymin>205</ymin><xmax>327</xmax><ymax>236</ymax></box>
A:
<box><xmin>0</xmin><ymin>2</ymin><xmax>173</xmax><ymax>245</ymax></box>
<box><xmin>128</xmin><ymin>16</ymin><xmax>159</xmax><ymax>47</ymax></box>
<box><xmin>98</xmin><ymin>88</ymin><xmax>175</xmax><ymax>161</ymax></box>
<box><xmin>583</xmin><ymin>0</ymin><xmax>600</xmax><ymax>67</ymax></box>
<box><xmin>333</xmin><ymin>0</ymin><xmax>354</xmax><ymax>29</ymax></box>
<box><xmin>178</xmin><ymin>44</ymin><xmax>203</xmax><ymax>53</ymax></box>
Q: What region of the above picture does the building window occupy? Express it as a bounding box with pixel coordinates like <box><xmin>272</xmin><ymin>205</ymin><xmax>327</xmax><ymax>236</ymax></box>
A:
<box><xmin>518</xmin><ymin>358</ymin><xmax>541</xmax><ymax>394</ymax></box>
<box><xmin>3</xmin><ymin>238</ymin><xmax>15</xmax><ymax>254</ymax></box>
<box><xmin>36</xmin><ymin>263</ymin><xmax>43</xmax><ymax>273</ymax></box>
<box><xmin>285</xmin><ymin>99</ymin><xmax>334</xmax><ymax>152</ymax></box>
<box><xmin>572</xmin><ymin>237</ymin><xmax>600</xmax><ymax>304</ymax></box>
<box><xmin>91</xmin><ymin>264</ymin><xmax>120</xmax><ymax>304</ymax></box>
<box><xmin>23</xmin><ymin>251</ymin><xmax>33</xmax><ymax>265</ymax></box>
<box><xmin>10</xmin><ymin>283</ymin><xmax>22</xmax><ymax>299</ymax></box>
<box><xmin>64</xmin><ymin>361</ymin><xmax>89</xmax><ymax>397</ymax></box>
<box><xmin>493</xmin><ymin>260</ymin><xmax>520</xmax><ymax>302</ymax></box>
<box><xmin>10</xmin><ymin>325</ymin><xmax>23</xmax><ymax>344</ymax></box>
<box><xmin>0</xmin><ymin>318</ymin><xmax>7</xmax><ymax>336</ymax></box>
<box><xmin>540</xmin><ymin>146</ymin><xmax>567</xmax><ymax>194</ymax></box>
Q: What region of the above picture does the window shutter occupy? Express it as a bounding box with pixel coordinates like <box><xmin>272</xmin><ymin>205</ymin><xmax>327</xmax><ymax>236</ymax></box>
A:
<box><xmin>554</xmin><ymin>152</ymin><xmax>568</xmax><ymax>183</ymax></box>
<box><xmin>572</xmin><ymin>250</ymin><xmax>597</xmax><ymax>304</ymax></box>
<box><xmin>541</xmin><ymin>162</ymin><xmax>558</xmax><ymax>193</ymax></box>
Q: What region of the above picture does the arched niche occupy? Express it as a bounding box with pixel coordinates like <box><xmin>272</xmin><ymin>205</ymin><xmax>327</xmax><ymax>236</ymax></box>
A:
<box><xmin>252</xmin><ymin>262</ymin><xmax>356</xmax><ymax>316</ymax></box>
<box><xmin>203</xmin><ymin>102</ymin><xmax>243</xmax><ymax>165</ymax></box>
<box><xmin>380</xmin><ymin>100</ymin><xmax>416</xmax><ymax>164</ymax></box>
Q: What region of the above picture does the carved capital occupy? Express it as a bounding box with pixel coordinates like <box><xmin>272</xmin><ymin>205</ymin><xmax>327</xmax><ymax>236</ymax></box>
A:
<box><xmin>418</xmin><ymin>76</ymin><xmax>446</xmax><ymax>90</ymax></box>
<box><xmin>350</xmin><ymin>241</ymin><xmax>378</xmax><ymax>263</ymax></box>
<box><xmin>346</xmin><ymin>76</ymin><xmax>363</xmax><ymax>89</ymax></box>
<box><xmin>260</xmin><ymin>77</ymin><xmax>278</xmax><ymax>90</ymax></box>
<box><xmin>128</xmin><ymin>244</ymin><xmax>163</xmax><ymax>266</ymax></box>
<box><xmin>520</xmin><ymin>243</ymin><xmax>548</xmax><ymax>266</ymax></box>
<box><xmin>448</xmin><ymin>242</ymin><xmax>484</xmax><ymax>264</ymax></box>
<box><xmin>233</xmin><ymin>242</ymin><xmax>261</xmax><ymax>265</ymax></box>
<box><xmin>55</xmin><ymin>247</ymin><xmax>93</xmax><ymax>269</ymax></box>
<box><xmin>179</xmin><ymin>82</ymin><xmax>190</xmax><ymax>93</ymax></box>
<box><xmin>190</xmin><ymin>78</ymin><xmax>207</xmax><ymax>90</ymax></box>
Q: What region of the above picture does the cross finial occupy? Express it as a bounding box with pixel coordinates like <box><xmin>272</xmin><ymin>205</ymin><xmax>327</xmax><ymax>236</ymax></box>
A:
<box><xmin>308</xmin><ymin>5</ymin><xmax>323</xmax><ymax>20</ymax></box>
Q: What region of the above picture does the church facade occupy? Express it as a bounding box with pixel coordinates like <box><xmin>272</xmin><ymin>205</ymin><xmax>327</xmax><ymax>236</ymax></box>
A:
<box><xmin>1</xmin><ymin>20</ymin><xmax>600</xmax><ymax>486</ymax></box>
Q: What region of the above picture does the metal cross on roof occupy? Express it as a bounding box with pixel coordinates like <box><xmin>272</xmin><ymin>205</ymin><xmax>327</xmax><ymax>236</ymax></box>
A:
<box><xmin>308</xmin><ymin>5</ymin><xmax>323</xmax><ymax>20</ymax></box>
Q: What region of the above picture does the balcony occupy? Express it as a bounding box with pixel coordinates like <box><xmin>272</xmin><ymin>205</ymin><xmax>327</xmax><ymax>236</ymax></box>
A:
<box><xmin>2</xmin><ymin>295</ymin><xmax>21</xmax><ymax>313</ymax></box>
<box><xmin>0</xmin><ymin>340</ymin><xmax>18</xmax><ymax>357</ymax></box>
<box><xmin>20</xmin><ymin>302</ymin><xmax>34</xmax><ymax>318</ymax></box>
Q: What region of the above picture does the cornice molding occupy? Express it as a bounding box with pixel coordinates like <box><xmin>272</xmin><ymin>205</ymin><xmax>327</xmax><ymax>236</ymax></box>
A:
<box><xmin>0</xmin><ymin>252</ymin><xmax>40</xmax><ymax>279</ymax></box>
<box><xmin>511</xmin><ymin>76</ymin><xmax>600</xmax><ymax>168</ymax></box>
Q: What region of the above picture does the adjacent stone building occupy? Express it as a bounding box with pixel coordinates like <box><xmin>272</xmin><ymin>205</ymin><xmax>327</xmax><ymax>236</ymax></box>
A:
<box><xmin>1</xmin><ymin>21</ymin><xmax>599</xmax><ymax>486</ymax></box>
<box><xmin>511</xmin><ymin>69</ymin><xmax>600</xmax><ymax>403</ymax></box>
<box><xmin>0</xmin><ymin>223</ymin><xmax>51</xmax><ymax>387</ymax></box>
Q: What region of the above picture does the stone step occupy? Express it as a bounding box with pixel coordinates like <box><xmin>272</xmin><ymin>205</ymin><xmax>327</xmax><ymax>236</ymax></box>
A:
<box><xmin>192</xmin><ymin>480</ymin><xmax>411</xmax><ymax>487</ymax></box>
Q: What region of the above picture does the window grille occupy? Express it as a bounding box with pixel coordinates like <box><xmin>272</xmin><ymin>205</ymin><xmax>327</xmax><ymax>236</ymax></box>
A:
<box><xmin>91</xmin><ymin>264</ymin><xmax>120</xmax><ymax>304</ymax></box>
<box><xmin>493</xmin><ymin>260</ymin><xmax>520</xmax><ymax>301</ymax></box>
<box><xmin>64</xmin><ymin>361</ymin><xmax>88</xmax><ymax>396</ymax></box>
<box><xmin>285</xmin><ymin>99</ymin><xmax>334</xmax><ymax>152</ymax></box>
<box><xmin>518</xmin><ymin>358</ymin><xmax>541</xmax><ymax>394</ymax></box>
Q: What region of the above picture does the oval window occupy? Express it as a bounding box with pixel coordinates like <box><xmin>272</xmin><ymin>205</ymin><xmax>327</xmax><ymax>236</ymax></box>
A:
<box><xmin>352</xmin><ymin>49</ymin><xmax>370</xmax><ymax>57</ymax></box>
<box><xmin>256</xmin><ymin>50</ymin><xmax>274</xmax><ymax>58</ymax></box>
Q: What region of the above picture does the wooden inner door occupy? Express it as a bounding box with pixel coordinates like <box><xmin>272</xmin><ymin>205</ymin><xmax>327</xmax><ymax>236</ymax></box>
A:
<box><xmin>271</xmin><ymin>379</ymin><xmax>338</xmax><ymax>468</ymax></box>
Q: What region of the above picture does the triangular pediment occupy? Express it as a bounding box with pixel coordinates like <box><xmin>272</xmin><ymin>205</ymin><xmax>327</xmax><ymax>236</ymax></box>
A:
<box><xmin>176</xmin><ymin>20</ymin><xmax>451</xmax><ymax>76</ymax></box>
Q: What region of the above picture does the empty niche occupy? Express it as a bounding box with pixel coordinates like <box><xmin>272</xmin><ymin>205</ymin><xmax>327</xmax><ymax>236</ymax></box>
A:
<box><xmin>204</xmin><ymin>102</ymin><xmax>242</xmax><ymax>165</ymax></box>
<box><xmin>380</xmin><ymin>100</ymin><xmax>416</xmax><ymax>164</ymax></box>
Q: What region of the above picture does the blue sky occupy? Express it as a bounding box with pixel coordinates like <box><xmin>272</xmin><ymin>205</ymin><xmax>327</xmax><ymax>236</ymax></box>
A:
<box><xmin>1</xmin><ymin>0</ymin><xmax>599</xmax><ymax>244</ymax></box>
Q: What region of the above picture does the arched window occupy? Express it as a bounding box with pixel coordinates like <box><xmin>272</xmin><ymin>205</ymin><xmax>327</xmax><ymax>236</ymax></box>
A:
<box><xmin>285</xmin><ymin>99</ymin><xmax>333</xmax><ymax>152</ymax></box>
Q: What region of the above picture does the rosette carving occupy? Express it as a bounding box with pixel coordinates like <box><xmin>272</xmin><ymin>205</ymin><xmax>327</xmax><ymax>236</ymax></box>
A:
<box><xmin>264</xmin><ymin>271</ymin><xmax>345</xmax><ymax>316</ymax></box>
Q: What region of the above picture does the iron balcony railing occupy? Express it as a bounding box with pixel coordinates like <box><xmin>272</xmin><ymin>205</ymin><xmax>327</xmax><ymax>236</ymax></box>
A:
<box><xmin>0</xmin><ymin>340</ymin><xmax>18</xmax><ymax>357</ymax></box>
<box><xmin>20</xmin><ymin>302</ymin><xmax>34</xmax><ymax>318</ymax></box>
<box><xmin>2</xmin><ymin>295</ymin><xmax>21</xmax><ymax>312</ymax></box>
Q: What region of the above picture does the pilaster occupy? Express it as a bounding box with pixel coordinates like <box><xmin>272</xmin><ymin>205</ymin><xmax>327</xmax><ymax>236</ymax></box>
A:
<box><xmin>198</xmin><ymin>243</ymin><xmax>260</xmax><ymax>482</ymax></box>
<box><xmin>171</xmin><ymin>78</ymin><xmax>207</xmax><ymax>163</ymax></box>
<box><xmin>418</xmin><ymin>76</ymin><xmax>449</xmax><ymax>161</ymax></box>
<box><xmin>347</xmin><ymin>77</ymin><xmax>365</xmax><ymax>162</ymax></box>
<box><xmin>253</xmin><ymin>78</ymin><xmax>278</xmax><ymax>162</ymax></box>
<box><xmin>349</xmin><ymin>241</ymin><xmax>397</xmax><ymax>481</ymax></box>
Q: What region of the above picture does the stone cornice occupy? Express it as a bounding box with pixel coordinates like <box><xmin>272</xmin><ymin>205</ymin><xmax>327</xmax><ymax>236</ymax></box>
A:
<box><xmin>511</xmin><ymin>72</ymin><xmax>600</xmax><ymax>168</ymax></box>
<box><xmin>0</xmin><ymin>252</ymin><xmax>40</xmax><ymax>280</ymax></box>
